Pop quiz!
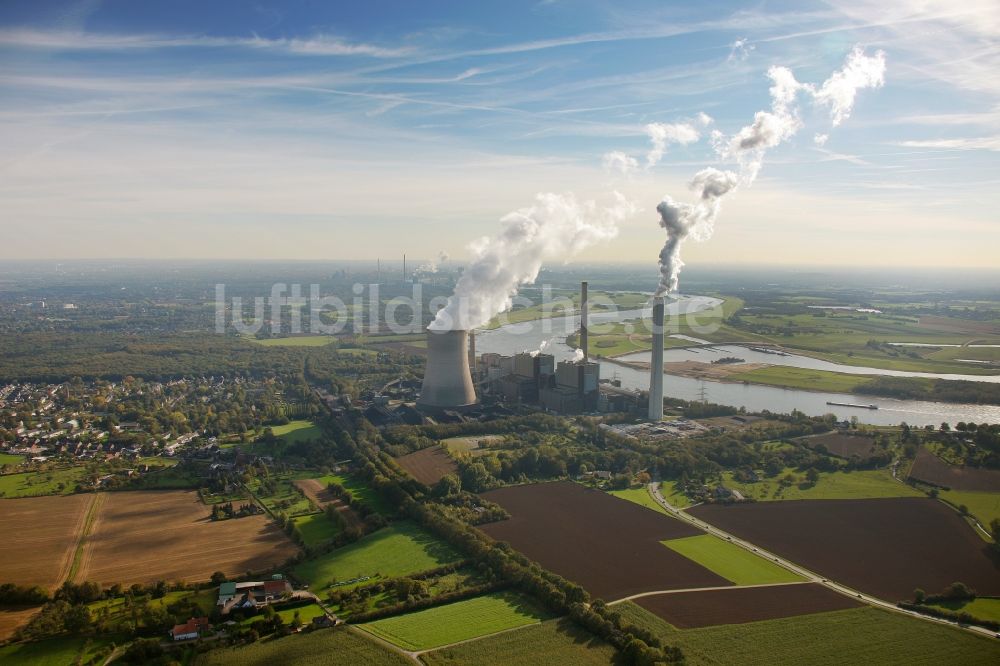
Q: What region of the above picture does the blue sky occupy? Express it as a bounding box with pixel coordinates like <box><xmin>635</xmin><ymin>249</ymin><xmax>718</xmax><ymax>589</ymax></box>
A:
<box><xmin>1</xmin><ymin>0</ymin><xmax>997</xmax><ymax>267</ymax></box>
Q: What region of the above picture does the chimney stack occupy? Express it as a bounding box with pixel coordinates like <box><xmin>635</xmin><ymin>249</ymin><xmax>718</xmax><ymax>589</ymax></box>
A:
<box><xmin>647</xmin><ymin>297</ymin><xmax>665</xmax><ymax>421</ymax></box>
<box><xmin>580</xmin><ymin>281</ymin><xmax>589</xmax><ymax>362</ymax></box>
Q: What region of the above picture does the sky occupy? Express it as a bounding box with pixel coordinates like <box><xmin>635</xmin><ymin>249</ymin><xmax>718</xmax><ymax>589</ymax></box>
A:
<box><xmin>0</xmin><ymin>0</ymin><xmax>998</xmax><ymax>269</ymax></box>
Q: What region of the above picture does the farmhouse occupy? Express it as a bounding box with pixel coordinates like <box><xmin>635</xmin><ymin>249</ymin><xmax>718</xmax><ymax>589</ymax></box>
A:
<box><xmin>171</xmin><ymin>616</ymin><xmax>211</xmax><ymax>641</ymax></box>
<box><xmin>218</xmin><ymin>578</ymin><xmax>293</xmax><ymax>613</ymax></box>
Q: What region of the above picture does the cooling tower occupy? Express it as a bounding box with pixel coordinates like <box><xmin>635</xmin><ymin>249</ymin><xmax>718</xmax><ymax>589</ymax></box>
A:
<box><xmin>647</xmin><ymin>297</ymin><xmax>665</xmax><ymax>421</ymax></box>
<box><xmin>418</xmin><ymin>329</ymin><xmax>478</xmax><ymax>410</ymax></box>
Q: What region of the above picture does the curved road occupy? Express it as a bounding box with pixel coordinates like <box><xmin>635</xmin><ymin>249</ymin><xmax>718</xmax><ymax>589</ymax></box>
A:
<box><xmin>646</xmin><ymin>482</ymin><xmax>999</xmax><ymax>640</ymax></box>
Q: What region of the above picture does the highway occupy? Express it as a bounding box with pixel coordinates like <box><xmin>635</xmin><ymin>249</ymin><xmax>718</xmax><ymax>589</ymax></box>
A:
<box><xmin>646</xmin><ymin>482</ymin><xmax>999</xmax><ymax>640</ymax></box>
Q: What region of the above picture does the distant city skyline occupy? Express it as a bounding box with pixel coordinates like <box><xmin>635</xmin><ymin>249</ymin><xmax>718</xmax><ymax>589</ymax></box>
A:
<box><xmin>1</xmin><ymin>0</ymin><xmax>997</xmax><ymax>267</ymax></box>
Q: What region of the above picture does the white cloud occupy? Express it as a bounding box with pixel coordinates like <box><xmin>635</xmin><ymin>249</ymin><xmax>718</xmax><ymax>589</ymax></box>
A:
<box><xmin>644</xmin><ymin>121</ymin><xmax>701</xmax><ymax>167</ymax></box>
<box><xmin>814</xmin><ymin>133</ymin><xmax>829</xmax><ymax>146</ymax></box>
<box><xmin>727</xmin><ymin>37</ymin><xmax>755</xmax><ymax>63</ymax></box>
<box><xmin>812</xmin><ymin>46</ymin><xmax>886</xmax><ymax>126</ymax></box>
<box><xmin>898</xmin><ymin>136</ymin><xmax>1000</xmax><ymax>151</ymax></box>
<box><xmin>602</xmin><ymin>150</ymin><xmax>639</xmax><ymax>175</ymax></box>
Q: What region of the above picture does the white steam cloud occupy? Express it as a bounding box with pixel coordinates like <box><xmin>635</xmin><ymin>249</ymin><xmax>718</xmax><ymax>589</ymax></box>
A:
<box><xmin>429</xmin><ymin>192</ymin><xmax>637</xmax><ymax>331</ymax></box>
<box><xmin>645</xmin><ymin>121</ymin><xmax>701</xmax><ymax>168</ymax></box>
<box><xmin>602</xmin><ymin>150</ymin><xmax>638</xmax><ymax>176</ymax></box>
<box><xmin>652</xmin><ymin>47</ymin><xmax>886</xmax><ymax>296</ymax></box>
<box><xmin>570</xmin><ymin>348</ymin><xmax>585</xmax><ymax>362</ymax></box>
<box><xmin>417</xmin><ymin>250</ymin><xmax>449</xmax><ymax>274</ymax></box>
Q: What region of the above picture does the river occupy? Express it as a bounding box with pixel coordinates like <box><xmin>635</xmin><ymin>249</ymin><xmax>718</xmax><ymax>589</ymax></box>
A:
<box><xmin>474</xmin><ymin>295</ymin><xmax>1000</xmax><ymax>426</ymax></box>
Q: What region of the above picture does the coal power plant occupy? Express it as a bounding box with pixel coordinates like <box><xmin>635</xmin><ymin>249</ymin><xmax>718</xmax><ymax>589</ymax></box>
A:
<box><xmin>416</xmin><ymin>329</ymin><xmax>478</xmax><ymax>410</ymax></box>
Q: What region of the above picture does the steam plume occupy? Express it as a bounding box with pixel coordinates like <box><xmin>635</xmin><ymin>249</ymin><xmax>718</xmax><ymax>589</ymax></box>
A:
<box><xmin>417</xmin><ymin>250</ymin><xmax>449</xmax><ymax>274</ymax></box>
<box><xmin>602</xmin><ymin>150</ymin><xmax>638</xmax><ymax>176</ymax></box>
<box><xmin>645</xmin><ymin>121</ymin><xmax>701</xmax><ymax>168</ymax></box>
<box><xmin>429</xmin><ymin>192</ymin><xmax>637</xmax><ymax>331</ymax></box>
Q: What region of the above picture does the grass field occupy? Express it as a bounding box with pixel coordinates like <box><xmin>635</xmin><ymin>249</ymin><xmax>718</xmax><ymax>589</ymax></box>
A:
<box><xmin>723</xmin><ymin>468</ymin><xmax>923</xmax><ymax>501</ymax></box>
<box><xmin>360</xmin><ymin>591</ymin><xmax>552</xmax><ymax>651</ymax></box>
<box><xmin>239</xmin><ymin>602</ymin><xmax>327</xmax><ymax>627</ymax></box>
<box><xmin>196</xmin><ymin>626</ymin><xmax>412</xmax><ymax>665</ymax></box>
<box><xmin>608</xmin><ymin>487</ymin><xmax>670</xmax><ymax>515</ymax></box>
<box><xmin>615</xmin><ymin>603</ymin><xmax>1000</xmax><ymax>665</ymax></box>
<box><xmin>314</xmin><ymin>472</ymin><xmax>392</xmax><ymax>515</ymax></box>
<box><xmin>0</xmin><ymin>636</ymin><xmax>114</xmax><ymax>666</ymax></box>
<box><xmin>660</xmin><ymin>480</ymin><xmax>693</xmax><ymax>508</ymax></box>
<box><xmin>939</xmin><ymin>489</ymin><xmax>1000</xmax><ymax>529</ymax></box>
<box><xmin>292</xmin><ymin>513</ymin><xmax>340</xmax><ymax>547</ymax></box>
<box><xmin>0</xmin><ymin>467</ymin><xmax>85</xmax><ymax>497</ymax></box>
<box><xmin>421</xmin><ymin>616</ymin><xmax>617</xmax><ymax>665</ymax></box>
<box><xmin>292</xmin><ymin>521</ymin><xmax>460</xmax><ymax>589</ymax></box>
<box><xmin>0</xmin><ymin>452</ymin><xmax>24</xmax><ymax>466</ymax></box>
<box><xmin>269</xmin><ymin>420</ymin><xmax>323</xmax><ymax>443</ymax></box>
<box><xmin>927</xmin><ymin>597</ymin><xmax>1000</xmax><ymax>623</ymax></box>
<box><xmin>728</xmin><ymin>365</ymin><xmax>873</xmax><ymax>393</ymax></box>
<box><xmin>246</xmin><ymin>336</ymin><xmax>336</xmax><ymax>347</ymax></box>
<box><xmin>661</xmin><ymin>535</ymin><xmax>803</xmax><ymax>585</ymax></box>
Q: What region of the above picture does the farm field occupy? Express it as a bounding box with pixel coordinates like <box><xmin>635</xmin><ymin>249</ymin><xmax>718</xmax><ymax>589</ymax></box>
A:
<box><xmin>659</xmin><ymin>480</ymin><xmax>693</xmax><ymax>508</ymax></box>
<box><xmin>940</xmin><ymin>489</ymin><xmax>1000</xmax><ymax>528</ymax></box>
<box><xmin>394</xmin><ymin>446</ymin><xmax>458</xmax><ymax>486</ymax></box>
<box><xmin>480</xmin><ymin>481</ymin><xmax>728</xmax><ymax>600</ymax></box>
<box><xmin>661</xmin><ymin>535</ymin><xmax>804</xmax><ymax>585</ymax></box>
<box><xmin>441</xmin><ymin>434</ymin><xmax>503</xmax><ymax>455</ymax></box>
<box><xmin>0</xmin><ymin>467</ymin><xmax>86</xmax><ymax>497</ymax></box>
<box><xmin>0</xmin><ymin>452</ymin><xmax>24</xmax><ymax>466</ymax></box>
<box><xmin>313</xmin><ymin>472</ymin><xmax>392</xmax><ymax>515</ymax></box>
<box><xmin>246</xmin><ymin>335</ymin><xmax>335</xmax><ymax>347</ymax></box>
<box><xmin>196</xmin><ymin>626</ymin><xmax>411</xmax><ymax>666</ymax></box>
<box><xmin>689</xmin><ymin>498</ymin><xmax>1000</xmax><ymax>601</ymax></box>
<box><xmin>0</xmin><ymin>607</ymin><xmax>40</xmax><ymax>642</ymax></box>
<box><xmin>616</xmin><ymin>603</ymin><xmax>1000</xmax><ymax>665</ymax></box>
<box><xmin>722</xmin><ymin>468</ymin><xmax>922</xmax><ymax>501</ymax></box>
<box><xmin>799</xmin><ymin>432</ymin><xmax>880</xmax><ymax>460</ymax></box>
<box><xmin>607</xmin><ymin>487</ymin><xmax>670</xmax><ymax>515</ymax></box>
<box><xmin>728</xmin><ymin>365</ymin><xmax>872</xmax><ymax>393</ymax></box>
<box><xmin>631</xmin><ymin>583</ymin><xmax>860</xmax><ymax>628</ymax></box>
<box><xmin>909</xmin><ymin>447</ymin><xmax>1000</xmax><ymax>492</ymax></box>
<box><xmin>74</xmin><ymin>490</ymin><xmax>298</xmax><ymax>585</ymax></box>
<box><xmin>292</xmin><ymin>521</ymin><xmax>460</xmax><ymax>590</ymax></box>
<box><xmin>292</xmin><ymin>478</ymin><xmax>362</xmax><ymax>528</ymax></box>
<box><xmin>0</xmin><ymin>636</ymin><xmax>114</xmax><ymax>666</ymax></box>
<box><xmin>360</xmin><ymin>591</ymin><xmax>552</xmax><ymax>651</ymax></box>
<box><xmin>269</xmin><ymin>419</ymin><xmax>323</xmax><ymax>443</ymax></box>
<box><xmin>0</xmin><ymin>494</ymin><xmax>93</xmax><ymax>589</ymax></box>
<box><xmin>927</xmin><ymin>596</ymin><xmax>1000</xmax><ymax>623</ymax></box>
<box><xmin>292</xmin><ymin>513</ymin><xmax>340</xmax><ymax>547</ymax></box>
<box><xmin>421</xmin><ymin>616</ymin><xmax>617</xmax><ymax>666</ymax></box>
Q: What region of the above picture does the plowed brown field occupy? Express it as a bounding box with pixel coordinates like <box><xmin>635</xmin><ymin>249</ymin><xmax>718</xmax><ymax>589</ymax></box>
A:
<box><xmin>633</xmin><ymin>583</ymin><xmax>862</xmax><ymax>628</ymax></box>
<box><xmin>479</xmin><ymin>481</ymin><xmax>728</xmax><ymax>600</ymax></box>
<box><xmin>293</xmin><ymin>479</ymin><xmax>362</xmax><ymax>529</ymax></box>
<box><xmin>689</xmin><ymin>498</ymin><xmax>1000</xmax><ymax>602</ymax></box>
<box><xmin>395</xmin><ymin>447</ymin><xmax>458</xmax><ymax>486</ymax></box>
<box><xmin>0</xmin><ymin>494</ymin><xmax>92</xmax><ymax>590</ymax></box>
<box><xmin>74</xmin><ymin>490</ymin><xmax>298</xmax><ymax>586</ymax></box>
<box><xmin>909</xmin><ymin>447</ymin><xmax>1000</xmax><ymax>492</ymax></box>
<box><xmin>801</xmin><ymin>432</ymin><xmax>878</xmax><ymax>460</ymax></box>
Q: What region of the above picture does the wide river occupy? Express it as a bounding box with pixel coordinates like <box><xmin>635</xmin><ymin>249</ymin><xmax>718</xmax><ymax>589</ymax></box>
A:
<box><xmin>474</xmin><ymin>295</ymin><xmax>1000</xmax><ymax>426</ymax></box>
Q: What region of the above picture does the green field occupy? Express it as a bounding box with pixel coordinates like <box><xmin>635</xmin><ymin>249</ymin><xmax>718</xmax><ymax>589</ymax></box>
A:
<box><xmin>615</xmin><ymin>603</ymin><xmax>1000</xmax><ymax>665</ymax></box>
<box><xmin>0</xmin><ymin>636</ymin><xmax>114</xmax><ymax>666</ymax></box>
<box><xmin>662</xmin><ymin>535</ymin><xmax>803</xmax><ymax>585</ymax></box>
<box><xmin>239</xmin><ymin>602</ymin><xmax>327</xmax><ymax>628</ymax></box>
<box><xmin>421</xmin><ymin>616</ymin><xmax>617</xmax><ymax>665</ymax></box>
<box><xmin>939</xmin><ymin>490</ymin><xmax>1000</xmax><ymax>530</ymax></box>
<box><xmin>660</xmin><ymin>480</ymin><xmax>693</xmax><ymax>508</ymax></box>
<box><xmin>293</xmin><ymin>512</ymin><xmax>340</xmax><ymax>547</ymax></box>
<box><xmin>292</xmin><ymin>521</ymin><xmax>460</xmax><ymax>589</ymax></box>
<box><xmin>359</xmin><ymin>592</ymin><xmax>552</xmax><ymax>651</ymax></box>
<box><xmin>723</xmin><ymin>468</ymin><xmax>923</xmax><ymax>502</ymax></box>
<box><xmin>87</xmin><ymin>588</ymin><xmax>218</xmax><ymax>629</ymax></box>
<box><xmin>196</xmin><ymin>626</ymin><xmax>411</xmax><ymax>666</ymax></box>
<box><xmin>0</xmin><ymin>468</ymin><xmax>83</xmax><ymax>497</ymax></box>
<box><xmin>315</xmin><ymin>472</ymin><xmax>392</xmax><ymax>515</ymax></box>
<box><xmin>728</xmin><ymin>365</ymin><xmax>874</xmax><ymax>393</ymax></box>
<box><xmin>608</xmin><ymin>487</ymin><xmax>670</xmax><ymax>515</ymax></box>
<box><xmin>0</xmin><ymin>452</ymin><xmax>24</xmax><ymax>466</ymax></box>
<box><xmin>269</xmin><ymin>420</ymin><xmax>323</xmax><ymax>443</ymax></box>
<box><xmin>247</xmin><ymin>336</ymin><xmax>336</xmax><ymax>347</ymax></box>
<box><xmin>927</xmin><ymin>597</ymin><xmax>1000</xmax><ymax>623</ymax></box>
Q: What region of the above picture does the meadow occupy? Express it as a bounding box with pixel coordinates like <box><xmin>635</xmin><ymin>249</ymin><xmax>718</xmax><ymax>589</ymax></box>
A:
<box><xmin>359</xmin><ymin>591</ymin><xmax>551</xmax><ymax>651</ymax></box>
<box><xmin>269</xmin><ymin>419</ymin><xmax>323</xmax><ymax>443</ymax></box>
<box><xmin>421</xmin><ymin>617</ymin><xmax>617</xmax><ymax>665</ymax></box>
<box><xmin>722</xmin><ymin>468</ymin><xmax>922</xmax><ymax>502</ymax></box>
<box><xmin>927</xmin><ymin>597</ymin><xmax>1000</xmax><ymax>623</ymax></box>
<box><xmin>661</xmin><ymin>535</ymin><xmax>803</xmax><ymax>586</ymax></box>
<box><xmin>607</xmin><ymin>487</ymin><xmax>670</xmax><ymax>515</ymax></box>
<box><xmin>195</xmin><ymin>626</ymin><xmax>411</xmax><ymax>666</ymax></box>
<box><xmin>314</xmin><ymin>471</ymin><xmax>393</xmax><ymax>514</ymax></box>
<box><xmin>615</xmin><ymin>603</ymin><xmax>1000</xmax><ymax>665</ymax></box>
<box><xmin>292</xmin><ymin>512</ymin><xmax>340</xmax><ymax>547</ymax></box>
<box><xmin>292</xmin><ymin>521</ymin><xmax>460</xmax><ymax>589</ymax></box>
<box><xmin>246</xmin><ymin>335</ymin><xmax>336</xmax><ymax>347</ymax></box>
<box><xmin>939</xmin><ymin>489</ymin><xmax>1000</xmax><ymax>529</ymax></box>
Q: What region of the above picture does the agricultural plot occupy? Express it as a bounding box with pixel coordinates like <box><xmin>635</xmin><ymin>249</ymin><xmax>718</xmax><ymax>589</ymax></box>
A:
<box><xmin>292</xmin><ymin>478</ymin><xmax>362</xmax><ymax>529</ymax></box>
<box><xmin>927</xmin><ymin>596</ymin><xmax>1000</xmax><ymax>623</ymax></box>
<box><xmin>269</xmin><ymin>419</ymin><xmax>323</xmax><ymax>443</ymax></box>
<box><xmin>246</xmin><ymin>336</ymin><xmax>335</xmax><ymax>347</ymax></box>
<box><xmin>632</xmin><ymin>583</ymin><xmax>860</xmax><ymax>629</ymax></box>
<box><xmin>75</xmin><ymin>490</ymin><xmax>298</xmax><ymax>585</ymax></box>
<box><xmin>615</xmin><ymin>603</ymin><xmax>1000</xmax><ymax>665</ymax></box>
<box><xmin>0</xmin><ymin>467</ymin><xmax>86</xmax><ymax>497</ymax></box>
<box><xmin>940</xmin><ymin>489</ymin><xmax>1000</xmax><ymax>528</ymax></box>
<box><xmin>608</xmin><ymin>487</ymin><xmax>670</xmax><ymax>515</ymax></box>
<box><xmin>292</xmin><ymin>513</ymin><xmax>340</xmax><ymax>547</ymax></box>
<box><xmin>360</xmin><ymin>591</ymin><xmax>552</xmax><ymax>651</ymax></box>
<box><xmin>0</xmin><ymin>636</ymin><xmax>114</xmax><ymax>666</ymax></box>
<box><xmin>394</xmin><ymin>446</ymin><xmax>458</xmax><ymax>486</ymax></box>
<box><xmin>480</xmin><ymin>482</ymin><xmax>728</xmax><ymax>600</ymax></box>
<box><xmin>421</xmin><ymin>616</ymin><xmax>617</xmax><ymax>666</ymax></box>
<box><xmin>313</xmin><ymin>472</ymin><xmax>392</xmax><ymax>515</ymax></box>
<box><xmin>292</xmin><ymin>521</ymin><xmax>460</xmax><ymax>590</ymax></box>
<box><xmin>909</xmin><ymin>447</ymin><xmax>1000</xmax><ymax>492</ymax></box>
<box><xmin>799</xmin><ymin>432</ymin><xmax>879</xmax><ymax>460</ymax></box>
<box><xmin>441</xmin><ymin>434</ymin><xmax>503</xmax><ymax>456</ymax></box>
<box><xmin>689</xmin><ymin>498</ymin><xmax>1000</xmax><ymax>602</ymax></box>
<box><xmin>196</xmin><ymin>626</ymin><xmax>411</xmax><ymax>666</ymax></box>
<box><xmin>661</xmin><ymin>535</ymin><xmax>803</xmax><ymax>585</ymax></box>
<box><xmin>0</xmin><ymin>494</ymin><xmax>93</xmax><ymax>589</ymax></box>
<box><xmin>722</xmin><ymin>468</ymin><xmax>922</xmax><ymax>501</ymax></box>
<box><xmin>0</xmin><ymin>607</ymin><xmax>40</xmax><ymax>641</ymax></box>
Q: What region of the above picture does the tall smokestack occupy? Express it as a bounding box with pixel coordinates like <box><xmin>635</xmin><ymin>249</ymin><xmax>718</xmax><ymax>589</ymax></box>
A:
<box><xmin>418</xmin><ymin>329</ymin><xmax>478</xmax><ymax>410</ymax></box>
<box><xmin>580</xmin><ymin>281</ymin><xmax>589</xmax><ymax>362</ymax></box>
<box><xmin>648</xmin><ymin>297</ymin><xmax>665</xmax><ymax>421</ymax></box>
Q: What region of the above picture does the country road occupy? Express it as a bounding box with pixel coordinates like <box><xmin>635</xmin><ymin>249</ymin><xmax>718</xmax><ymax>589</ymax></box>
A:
<box><xmin>646</xmin><ymin>482</ymin><xmax>999</xmax><ymax>640</ymax></box>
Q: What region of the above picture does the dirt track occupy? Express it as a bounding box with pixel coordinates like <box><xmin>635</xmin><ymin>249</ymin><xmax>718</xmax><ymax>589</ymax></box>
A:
<box><xmin>479</xmin><ymin>481</ymin><xmax>728</xmax><ymax>600</ymax></box>
<box><xmin>395</xmin><ymin>447</ymin><xmax>458</xmax><ymax>486</ymax></box>
<box><xmin>909</xmin><ymin>447</ymin><xmax>1000</xmax><ymax>492</ymax></box>
<box><xmin>689</xmin><ymin>498</ymin><xmax>1000</xmax><ymax>602</ymax></box>
<box><xmin>634</xmin><ymin>583</ymin><xmax>862</xmax><ymax>628</ymax></box>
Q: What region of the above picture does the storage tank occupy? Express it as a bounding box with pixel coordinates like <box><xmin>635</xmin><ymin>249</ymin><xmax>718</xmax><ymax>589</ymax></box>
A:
<box><xmin>418</xmin><ymin>329</ymin><xmax>478</xmax><ymax>409</ymax></box>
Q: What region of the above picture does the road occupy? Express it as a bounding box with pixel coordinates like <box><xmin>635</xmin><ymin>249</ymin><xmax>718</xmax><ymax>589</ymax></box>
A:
<box><xmin>646</xmin><ymin>482</ymin><xmax>999</xmax><ymax>640</ymax></box>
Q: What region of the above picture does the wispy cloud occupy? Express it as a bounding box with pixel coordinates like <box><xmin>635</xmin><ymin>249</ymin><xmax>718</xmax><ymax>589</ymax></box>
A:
<box><xmin>898</xmin><ymin>136</ymin><xmax>1000</xmax><ymax>151</ymax></box>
